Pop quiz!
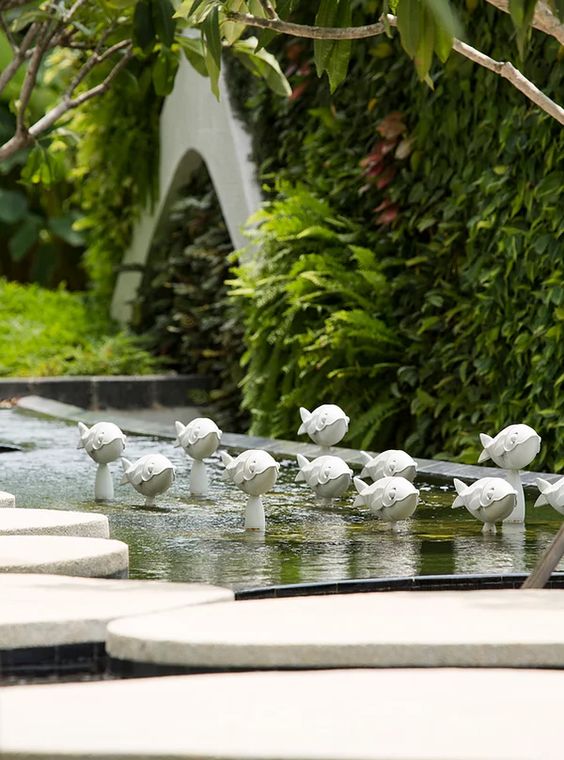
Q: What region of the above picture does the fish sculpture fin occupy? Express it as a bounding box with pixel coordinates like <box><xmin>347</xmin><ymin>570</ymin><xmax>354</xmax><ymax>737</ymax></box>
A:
<box><xmin>478</xmin><ymin>434</ymin><xmax>492</xmax><ymax>463</ymax></box>
<box><xmin>119</xmin><ymin>457</ymin><xmax>133</xmax><ymax>485</ymax></box>
<box><xmin>354</xmin><ymin>477</ymin><xmax>369</xmax><ymax>495</ymax></box>
<box><xmin>295</xmin><ymin>454</ymin><xmax>309</xmax><ymax>482</ymax></box>
<box><xmin>534</xmin><ymin>478</ymin><xmax>551</xmax><ymax>507</ymax></box>
<box><xmin>77</xmin><ymin>421</ymin><xmax>89</xmax><ymax>448</ymax></box>
<box><xmin>173</xmin><ymin>421</ymin><xmax>185</xmax><ymax>447</ymax></box>
<box><xmin>297</xmin><ymin>407</ymin><xmax>310</xmax><ymax>435</ymax></box>
<box><xmin>452</xmin><ymin>478</ymin><xmax>468</xmax><ymax>508</ymax></box>
<box><xmin>220</xmin><ymin>451</ymin><xmax>233</xmax><ymax>467</ymax></box>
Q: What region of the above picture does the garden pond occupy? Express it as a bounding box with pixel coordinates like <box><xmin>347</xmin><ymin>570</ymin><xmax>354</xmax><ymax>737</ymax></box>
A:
<box><xmin>1</xmin><ymin>409</ymin><xmax>561</xmax><ymax>590</ymax></box>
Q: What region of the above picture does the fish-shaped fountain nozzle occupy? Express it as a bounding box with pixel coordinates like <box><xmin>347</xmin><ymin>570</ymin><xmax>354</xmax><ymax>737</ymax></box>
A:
<box><xmin>478</xmin><ymin>424</ymin><xmax>541</xmax><ymax>471</ymax></box>
<box><xmin>452</xmin><ymin>477</ymin><xmax>517</xmax><ymax>533</ymax></box>
<box><xmin>353</xmin><ymin>475</ymin><xmax>419</xmax><ymax>530</ymax></box>
<box><xmin>297</xmin><ymin>404</ymin><xmax>349</xmax><ymax>447</ymax></box>
<box><xmin>221</xmin><ymin>449</ymin><xmax>279</xmax><ymax>532</ymax></box>
<box><xmin>174</xmin><ymin>418</ymin><xmax>222</xmax><ymax>460</ymax></box>
<box><xmin>77</xmin><ymin>421</ymin><xmax>126</xmax><ymax>465</ymax></box>
<box><xmin>295</xmin><ymin>454</ymin><xmax>352</xmax><ymax>498</ymax></box>
<box><xmin>359</xmin><ymin>449</ymin><xmax>417</xmax><ymax>482</ymax></box>
<box><xmin>120</xmin><ymin>454</ymin><xmax>175</xmax><ymax>506</ymax></box>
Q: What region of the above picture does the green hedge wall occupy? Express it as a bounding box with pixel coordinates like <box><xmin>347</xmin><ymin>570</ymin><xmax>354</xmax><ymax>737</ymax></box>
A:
<box><xmin>228</xmin><ymin>7</ymin><xmax>564</xmax><ymax>470</ymax></box>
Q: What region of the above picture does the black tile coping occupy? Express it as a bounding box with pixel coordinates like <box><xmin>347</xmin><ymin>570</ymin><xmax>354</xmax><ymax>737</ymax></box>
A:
<box><xmin>3</xmin><ymin>572</ymin><xmax>564</xmax><ymax>683</ymax></box>
<box><xmin>0</xmin><ymin>375</ymin><xmax>210</xmax><ymax>410</ymax></box>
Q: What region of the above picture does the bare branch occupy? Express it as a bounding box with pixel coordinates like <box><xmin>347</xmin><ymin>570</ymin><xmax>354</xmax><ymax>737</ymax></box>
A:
<box><xmin>227</xmin><ymin>12</ymin><xmax>386</xmax><ymax>40</ymax></box>
<box><xmin>452</xmin><ymin>38</ymin><xmax>564</xmax><ymax>125</ymax></box>
<box><xmin>484</xmin><ymin>0</ymin><xmax>564</xmax><ymax>45</ymax></box>
<box><xmin>16</xmin><ymin>22</ymin><xmax>57</xmax><ymax>135</ymax></box>
<box><xmin>0</xmin><ymin>11</ymin><xmax>18</xmax><ymax>51</ymax></box>
<box><xmin>67</xmin><ymin>33</ymin><xmax>124</xmax><ymax>95</ymax></box>
<box><xmin>0</xmin><ymin>21</ymin><xmax>39</xmax><ymax>96</ymax></box>
<box><xmin>257</xmin><ymin>0</ymin><xmax>277</xmax><ymax>20</ymax></box>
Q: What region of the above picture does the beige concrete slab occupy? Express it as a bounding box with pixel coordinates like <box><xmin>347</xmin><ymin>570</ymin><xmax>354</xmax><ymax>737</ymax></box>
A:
<box><xmin>0</xmin><ymin>535</ymin><xmax>128</xmax><ymax>579</ymax></box>
<box><xmin>1</xmin><ymin>668</ymin><xmax>564</xmax><ymax>759</ymax></box>
<box><xmin>0</xmin><ymin>491</ymin><xmax>15</xmax><ymax>508</ymax></box>
<box><xmin>0</xmin><ymin>508</ymin><xmax>109</xmax><ymax>538</ymax></box>
<box><xmin>109</xmin><ymin>589</ymin><xmax>564</xmax><ymax>669</ymax></box>
<box><xmin>0</xmin><ymin>574</ymin><xmax>233</xmax><ymax>649</ymax></box>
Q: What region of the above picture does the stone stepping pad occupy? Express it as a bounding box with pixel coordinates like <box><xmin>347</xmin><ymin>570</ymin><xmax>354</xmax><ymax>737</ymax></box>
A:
<box><xmin>0</xmin><ymin>574</ymin><xmax>233</xmax><ymax>650</ymax></box>
<box><xmin>0</xmin><ymin>491</ymin><xmax>15</xmax><ymax>508</ymax></box>
<box><xmin>0</xmin><ymin>508</ymin><xmax>109</xmax><ymax>538</ymax></box>
<box><xmin>108</xmin><ymin>589</ymin><xmax>564</xmax><ymax>670</ymax></box>
<box><xmin>1</xmin><ymin>668</ymin><xmax>563</xmax><ymax>759</ymax></box>
<box><xmin>0</xmin><ymin>535</ymin><xmax>128</xmax><ymax>579</ymax></box>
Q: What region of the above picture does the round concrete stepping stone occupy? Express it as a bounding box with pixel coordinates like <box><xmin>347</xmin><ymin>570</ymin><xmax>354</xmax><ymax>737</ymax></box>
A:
<box><xmin>0</xmin><ymin>508</ymin><xmax>109</xmax><ymax>538</ymax></box>
<box><xmin>0</xmin><ymin>535</ymin><xmax>128</xmax><ymax>579</ymax></box>
<box><xmin>1</xmin><ymin>668</ymin><xmax>563</xmax><ymax>759</ymax></box>
<box><xmin>0</xmin><ymin>491</ymin><xmax>15</xmax><ymax>508</ymax></box>
<box><xmin>108</xmin><ymin>589</ymin><xmax>564</xmax><ymax>669</ymax></box>
<box><xmin>0</xmin><ymin>575</ymin><xmax>233</xmax><ymax>649</ymax></box>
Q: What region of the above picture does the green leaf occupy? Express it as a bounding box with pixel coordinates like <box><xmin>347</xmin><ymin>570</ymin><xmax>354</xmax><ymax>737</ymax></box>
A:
<box><xmin>174</xmin><ymin>0</ymin><xmax>217</xmax><ymax>21</ymax></box>
<box><xmin>232</xmin><ymin>37</ymin><xmax>291</xmax><ymax>97</ymax></box>
<box><xmin>553</xmin><ymin>0</ymin><xmax>564</xmax><ymax>21</ymax></box>
<box><xmin>202</xmin><ymin>5</ymin><xmax>222</xmax><ymax>98</ymax></box>
<box><xmin>48</xmin><ymin>216</ymin><xmax>85</xmax><ymax>247</ymax></box>
<box><xmin>508</xmin><ymin>0</ymin><xmax>537</xmax><ymax>57</ymax></box>
<box><xmin>0</xmin><ymin>189</ymin><xmax>28</xmax><ymax>224</ymax></box>
<box><xmin>152</xmin><ymin>47</ymin><xmax>179</xmax><ymax>94</ymax></box>
<box><xmin>133</xmin><ymin>0</ymin><xmax>156</xmax><ymax>49</ymax></box>
<box><xmin>178</xmin><ymin>36</ymin><xmax>208</xmax><ymax>76</ymax></box>
<box><xmin>9</xmin><ymin>215</ymin><xmax>41</xmax><ymax>261</ymax></box>
<box><xmin>414</xmin><ymin>9</ymin><xmax>434</xmax><ymax>80</ymax></box>
<box><xmin>422</xmin><ymin>0</ymin><xmax>462</xmax><ymax>39</ymax></box>
<box><xmin>396</xmin><ymin>0</ymin><xmax>422</xmax><ymax>58</ymax></box>
<box><xmin>256</xmin><ymin>0</ymin><xmax>297</xmax><ymax>49</ymax></box>
<box><xmin>313</xmin><ymin>0</ymin><xmax>352</xmax><ymax>92</ymax></box>
<box><xmin>151</xmin><ymin>0</ymin><xmax>176</xmax><ymax>47</ymax></box>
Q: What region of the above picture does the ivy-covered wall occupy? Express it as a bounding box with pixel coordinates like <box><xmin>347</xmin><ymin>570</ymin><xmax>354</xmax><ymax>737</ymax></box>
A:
<box><xmin>226</xmin><ymin>7</ymin><xmax>564</xmax><ymax>470</ymax></box>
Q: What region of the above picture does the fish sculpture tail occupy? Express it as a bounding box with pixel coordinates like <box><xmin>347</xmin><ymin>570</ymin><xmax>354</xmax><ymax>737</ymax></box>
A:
<box><xmin>478</xmin><ymin>433</ymin><xmax>493</xmax><ymax>463</ymax></box>
<box><xmin>297</xmin><ymin>407</ymin><xmax>311</xmax><ymax>435</ymax></box>
<box><xmin>173</xmin><ymin>421</ymin><xmax>185</xmax><ymax>447</ymax></box>
<box><xmin>120</xmin><ymin>457</ymin><xmax>133</xmax><ymax>485</ymax></box>
<box><xmin>452</xmin><ymin>478</ymin><xmax>468</xmax><ymax>508</ymax></box>
<box><xmin>534</xmin><ymin>477</ymin><xmax>550</xmax><ymax>507</ymax></box>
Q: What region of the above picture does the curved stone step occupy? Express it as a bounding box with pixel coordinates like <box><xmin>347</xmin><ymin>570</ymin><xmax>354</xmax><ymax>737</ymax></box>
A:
<box><xmin>0</xmin><ymin>508</ymin><xmax>109</xmax><ymax>538</ymax></box>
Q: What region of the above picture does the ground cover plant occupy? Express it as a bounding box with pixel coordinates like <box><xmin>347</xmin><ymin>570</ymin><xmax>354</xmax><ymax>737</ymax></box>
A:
<box><xmin>228</xmin><ymin>7</ymin><xmax>564</xmax><ymax>471</ymax></box>
<box><xmin>0</xmin><ymin>278</ymin><xmax>160</xmax><ymax>376</ymax></box>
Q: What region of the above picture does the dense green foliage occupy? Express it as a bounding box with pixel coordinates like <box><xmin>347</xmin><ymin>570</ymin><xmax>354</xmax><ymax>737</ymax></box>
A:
<box><xmin>229</xmin><ymin>9</ymin><xmax>564</xmax><ymax>470</ymax></box>
<box><xmin>132</xmin><ymin>166</ymin><xmax>247</xmax><ymax>430</ymax></box>
<box><xmin>0</xmin><ymin>278</ymin><xmax>160</xmax><ymax>376</ymax></box>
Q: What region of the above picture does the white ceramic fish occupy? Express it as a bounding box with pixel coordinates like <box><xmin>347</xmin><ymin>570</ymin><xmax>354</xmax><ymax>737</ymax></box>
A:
<box><xmin>534</xmin><ymin>476</ymin><xmax>564</xmax><ymax>516</ymax></box>
<box><xmin>359</xmin><ymin>449</ymin><xmax>417</xmax><ymax>482</ymax></box>
<box><xmin>478</xmin><ymin>424</ymin><xmax>541</xmax><ymax>470</ymax></box>
<box><xmin>120</xmin><ymin>454</ymin><xmax>175</xmax><ymax>506</ymax></box>
<box><xmin>297</xmin><ymin>404</ymin><xmax>349</xmax><ymax>448</ymax></box>
<box><xmin>452</xmin><ymin>477</ymin><xmax>517</xmax><ymax>533</ymax></box>
<box><xmin>77</xmin><ymin>422</ymin><xmax>126</xmax><ymax>465</ymax></box>
<box><xmin>295</xmin><ymin>454</ymin><xmax>353</xmax><ymax>499</ymax></box>
<box><xmin>221</xmin><ymin>450</ymin><xmax>279</xmax><ymax>531</ymax></box>
<box><xmin>77</xmin><ymin>421</ymin><xmax>126</xmax><ymax>501</ymax></box>
<box><xmin>174</xmin><ymin>418</ymin><xmax>222</xmax><ymax>496</ymax></box>
<box><xmin>174</xmin><ymin>418</ymin><xmax>222</xmax><ymax>460</ymax></box>
<box><xmin>353</xmin><ymin>475</ymin><xmax>419</xmax><ymax>531</ymax></box>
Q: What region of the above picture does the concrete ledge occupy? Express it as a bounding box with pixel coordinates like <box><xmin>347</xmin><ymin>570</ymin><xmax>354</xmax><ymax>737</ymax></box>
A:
<box><xmin>0</xmin><ymin>509</ymin><xmax>109</xmax><ymax>538</ymax></box>
<box><xmin>107</xmin><ymin>589</ymin><xmax>564</xmax><ymax>670</ymax></box>
<box><xmin>1</xmin><ymin>669</ymin><xmax>564</xmax><ymax>758</ymax></box>
<box><xmin>0</xmin><ymin>492</ymin><xmax>15</xmax><ymax>508</ymax></box>
<box><xmin>0</xmin><ymin>574</ymin><xmax>233</xmax><ymax>650</ymax></box>
<box><xmin>16</xmin><ymin>395</ymin><xmax>561</xmax><ymax>489</ymax></box>
<box><xmin>0</xmin><ymin>536</ymin><xmax>129</xmax><ymax>579</ymax></box>
<box><xmin>1</xmin><ymin>375</ymin><xmax>209</xmax><ymax>410</ymax></box>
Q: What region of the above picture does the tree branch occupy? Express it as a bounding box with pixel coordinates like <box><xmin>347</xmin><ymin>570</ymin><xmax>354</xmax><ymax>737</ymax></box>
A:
<box><xmin>226</xmin><ymin>12</ymin><xmax>386</xmax><ymax>40</ymax></box>
<box><xmin>484</xmin><ymin>0</ymin><xmax>564</xmax><ymax>45</ymax></box>
<box><xmin>0</xmin><ymin>11</ymin><xmax>18</xmax><ymax>52</ymax></box>
<box><xmin>0</xmin><ymin>21</ymin><xmax>39</xmax><ymax>96</ymax></box>
<box><xmin>15</xmin><ymin>22</ymin><xmax>57</xmax><ymax>136</ymax></box>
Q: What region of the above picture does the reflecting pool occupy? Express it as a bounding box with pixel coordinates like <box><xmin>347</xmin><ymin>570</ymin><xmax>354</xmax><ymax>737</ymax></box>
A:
<box><xmin>1</xmin><ymin>409</ymin><xmax>560</xmax><ymax>589</ymax></box>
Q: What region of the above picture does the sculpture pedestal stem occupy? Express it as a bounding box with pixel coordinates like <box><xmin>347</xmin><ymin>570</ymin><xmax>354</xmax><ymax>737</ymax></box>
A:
<box><xmin>504</xmin><ymin>469</ymin><xmax>525</xmax><ymax>524</ymax></box>
<box><xmin>190</xmin><ymin>459</ymin><xmax>209</xmax><ymax>496</ymax></box>
<box><xmin>95</xmin><ymin>464</ymin><xmax>114</xmax><ymax>501</ymax></box>
<box><xmin>245</xmin><ymin>496</ymin><xmax>265</xmax><ymax>532</ymax></box>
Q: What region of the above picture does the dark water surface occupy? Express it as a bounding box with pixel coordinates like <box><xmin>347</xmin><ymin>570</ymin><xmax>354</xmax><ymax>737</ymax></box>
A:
<box><xmin>1</xmin><ymin>409</ymin><xmax>560</xmax><ymax>589</ymax></box>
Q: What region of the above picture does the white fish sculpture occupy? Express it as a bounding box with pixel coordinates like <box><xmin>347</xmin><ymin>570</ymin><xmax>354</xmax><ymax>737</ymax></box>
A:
<box><xmin>478</xmin><ymin>423</ymin><xmax>541</xmax><ymax>524</ymax></box>
<box><xmin>478</xmin><ymin>424</ymin><xmax>541</xmax><ymax>470</ymax></box>
<box><xmin>295</xmin><ymin>454</ymin><xmax>353</xmax><ymax>499</ymax></box>
<box><xmin>297</xmin><ymin>404</ymin><xmax>349</xmax><ymax>448</ymax></box>
<box><xmin>77</xmin><ymin>421</ymin><xmax>126</xmax><ymax>501</ymax></box>
<box><xmin>174</xmin><ymin>418</ymin><xmax>222</xmax><ymax>496</ymax></box>
<box><xmin>359</xmin><ymin>449</ymin><xmax>417</xmax><ymax>482</ymax></box>
<box><xmin>353</xmin><ymin>476</ymin><xmax>419</xmax><ymax>531</ymax></box>
<box><xmin>120</xmin><ymin>454</ymin><xmax>175</xmax><ymax>506</ymax></box>
<box><xmin>221</xmin><ymin>449</ymin><xmax>279</xmax><ymax>531</ymax></box>
<box><xmin>452</xmin><ymin>477</ymin><xmax>517</xmax><ymax>533</ymax></box>
<box><xmin>534</xmin><ymin>477</ymin><xmax>564</xmax><ymax>516</ymax></box>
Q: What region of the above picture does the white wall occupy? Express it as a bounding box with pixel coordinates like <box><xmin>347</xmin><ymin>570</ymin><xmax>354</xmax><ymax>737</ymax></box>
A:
<box><xmin>110</xmin><ymin>59</ymin><xmax>262</xmax><ymax>324</ymax></box>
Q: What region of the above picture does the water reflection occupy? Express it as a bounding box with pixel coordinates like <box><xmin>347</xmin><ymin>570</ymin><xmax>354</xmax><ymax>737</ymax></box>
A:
<box><xmin>1</xmin><ymin>409</ymin><xmax>563</xmax><ymax>589</ymax></box>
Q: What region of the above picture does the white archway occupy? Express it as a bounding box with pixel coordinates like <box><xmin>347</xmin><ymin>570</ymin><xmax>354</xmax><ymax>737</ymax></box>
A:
<box><xmin>111</xmin><ymin>58</ymin><xmax>262</xmax><ymax>324</ymax></box>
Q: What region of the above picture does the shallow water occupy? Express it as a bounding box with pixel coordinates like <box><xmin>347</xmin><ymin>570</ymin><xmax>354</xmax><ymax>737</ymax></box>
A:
<box><xmin>0</xmin><ymin>409</ymin><xmax>560</xmax><ymax>589</ymax></box>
